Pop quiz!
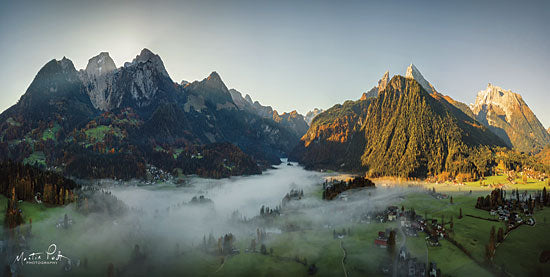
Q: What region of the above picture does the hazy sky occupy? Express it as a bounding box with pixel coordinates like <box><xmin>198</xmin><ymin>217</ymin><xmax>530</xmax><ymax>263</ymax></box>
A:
<box><xmin>1</xmin><ymin>0</ymin><xmax>549</xmax><ymax>127</ymax></box>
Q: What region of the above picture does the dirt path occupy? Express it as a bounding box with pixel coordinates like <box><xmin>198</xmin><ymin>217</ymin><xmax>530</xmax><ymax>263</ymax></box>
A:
<box><xmin>392</xmin><ymin>226</ymin><xmax>406</xmax><ymax>277</ymax></box>
<box><xmin>212</xmin><ymin>256</ymin><xmax>226</xmax><ymax>274</ymax></box>
<box><xmin>340</xmin><ymin>240</ymin><xmax>348</xmax><ymax>277</ymax></box>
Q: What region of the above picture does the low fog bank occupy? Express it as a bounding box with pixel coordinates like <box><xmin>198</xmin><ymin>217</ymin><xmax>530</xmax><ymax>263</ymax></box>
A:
<box><xmin>110</xmin><ymin>161</ymin><xmax>326</xmax><ymax>218</ymax></box>
<box><xmin>13</xmin><ymin>162</ymin><xmax>421</xmax><ymax>276</ymax></box>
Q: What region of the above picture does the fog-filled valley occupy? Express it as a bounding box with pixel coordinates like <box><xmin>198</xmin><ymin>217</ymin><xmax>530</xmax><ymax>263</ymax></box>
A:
<box><xmin>7</xmin><ymin>161</ymin><xmax>420</xmax><ymax>276</ymax></box>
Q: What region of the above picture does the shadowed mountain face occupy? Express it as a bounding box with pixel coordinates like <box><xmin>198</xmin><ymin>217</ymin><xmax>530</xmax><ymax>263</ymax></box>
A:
<box><xmin>228</xmin><ymin>88</ymin><xmax>309</xmax><ymax>137</ymax></box>
<box><xmin>2</xmin><ymin>58</ymin><xmax>98</xmax><ymax>130</ymax></box>
<box><xmin>470</xmin><ymin>84</ymin><xmax>550</xmax><ymax>153</ymax></box>
<box><xmin>0</xmin><ymin>49</ymin><xmax>303</xmax><ymax>179</ymax></box>
<box><xmin>291</xmin><ymin>75</ymin><xmax>507</xmax><ymax>178</ymax></box>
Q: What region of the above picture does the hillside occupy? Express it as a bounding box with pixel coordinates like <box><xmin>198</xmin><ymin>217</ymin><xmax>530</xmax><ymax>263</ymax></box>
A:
<box><xmin>292</xmin><ymin>76</ymin><xmax>507</xmax><ymax>178</ymax></box>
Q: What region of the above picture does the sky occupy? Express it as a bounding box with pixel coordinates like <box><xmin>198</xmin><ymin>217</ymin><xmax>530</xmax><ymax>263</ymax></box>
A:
<box><xmin>1</xmin><ymin>0</ymin><xmax>549</xmax><ymax>127</ymax></box>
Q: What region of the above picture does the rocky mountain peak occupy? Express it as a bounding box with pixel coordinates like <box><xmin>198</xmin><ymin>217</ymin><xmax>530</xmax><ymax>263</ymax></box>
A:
<box><xmin>363</xmin><ymin>70</ymin><xmax>391</xmax><ymax>99</ymax></box>
<box><xmin>59</xmin><ymin>57</ymin><xmax>76</xmax><ymax>72</ymax></box>
<box><xmin>126</xmin><ymin>48</ymin><xmax>169</xmax><ymax>77</ymax></box>
<box><xmin>471</xmin><ymin>83</ymin><xmax>522</xmax><ymax>121</ymax></box>
<box><xmin>202</xmin><ymin>71</ymin><xmax>228</xmax><ymax>92</ymax></box>
<box><xmin>379</xmin><ymin>70</ymin><xmax>390</xmax><ymax>89</ymax></box>
<box><xmin>471</xmin><ymin>83</ymin><xmax>550</xmax><ymax>152</ymax></box>
<box><xmin>85</xmin><ymin>52</ymin><xmax>117</xmax><ymax>77</ymax></box>
<box><xmin>405</xmin><ymin>64</ymin><xmax>437</xmax><ymax>94</ymax></box>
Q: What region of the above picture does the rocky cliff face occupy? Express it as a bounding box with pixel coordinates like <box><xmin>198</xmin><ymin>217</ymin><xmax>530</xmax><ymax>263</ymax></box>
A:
<box><xmin>470</xmin><ymin>83</ymin><xmax>550</xmax><ymax>153</ymax></box>
<box><xmin>81</xmin><ymin>52</ymin><xmax>117</xmax><ymax>111</ymax></box>
<box><xmin>80</xmin><ymin>49</ymin><xmax>179</xmax><ymax>115</ymax></box>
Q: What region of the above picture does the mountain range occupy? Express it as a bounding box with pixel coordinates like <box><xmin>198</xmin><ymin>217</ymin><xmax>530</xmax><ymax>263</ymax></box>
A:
<box><xmin>0</xmin><ymin>49</ymin><xmax>309</xmax><ymax>179</ymax></box>
<box><xmin>0</xmin><ymin>50</ymin><xmax>548</xmax><ymax>180</ymax></box>
<box><xmin>291</xmin><ymin>64</ymin><xmax>549</xmax><ymax>178</ymax></box>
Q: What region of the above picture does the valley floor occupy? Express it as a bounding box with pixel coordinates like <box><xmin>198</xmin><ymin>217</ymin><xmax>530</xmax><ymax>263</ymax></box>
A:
<box><xmin>1</xmin><ymin>172</ymin><xmax>549</xmax><ymax>276</ymax></box>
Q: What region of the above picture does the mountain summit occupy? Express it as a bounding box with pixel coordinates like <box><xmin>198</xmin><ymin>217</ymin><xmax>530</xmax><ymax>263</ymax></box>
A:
<box><xmin>85</xmin><ymin>52</ymin><xmax>116</xmax><ymax>77</ymax></box>
<box><xmin>471</xmin><ymin>83</ymin><xmax>550</xmax><ymax>153</ymax></box>
<box><xmin>405</xmin><ymin>64</ymin><xmax>437</xmax><ymax>94</ymax></box>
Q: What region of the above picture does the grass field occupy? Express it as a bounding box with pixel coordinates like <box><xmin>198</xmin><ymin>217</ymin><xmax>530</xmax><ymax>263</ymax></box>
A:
<box><xmin>23</xmin><ymin>151</ymin><xmax>46</xmax><ymax>167</ymax></box>
<box><xmin>399</xmin><ymin>190</ymin><xmax>550</xmax><ymax>276</ymax></box>
<box><xmin>420</xmin><ymin>174</ymin><xmax>548</xmax><ymax>192</ymax></box>
<box><xmin>41</xmin><ymin>123</ymin><xmax>61</xmax><ymax>141</ymax></box>
<box><xmin>84</xmin><ymin>125</ymin><xmax>123</xmax><ymax>142</ymax></box>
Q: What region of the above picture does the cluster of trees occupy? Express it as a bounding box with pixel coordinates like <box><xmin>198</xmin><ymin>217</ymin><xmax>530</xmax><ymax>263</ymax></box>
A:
<box><xmin>332</xmin><ymin>228</ymin><xmax>352</xmax><ymax>238</ymax></box>
<box><xmin>322</xmin><ymin>177</ymin><xmax>375</xmax><ymax>200</ymax></box>
<box><xmin>218</xmin><ymin>233</ymin><xmax>235</xmax><ymax>255</ymax></box>
<box><xmin>260</xmin><ymin>205</ymin><xmax>281</xmax><ymax>217</ymax></box>
<box><xmin>64</xmin><ymin>146</ymin><xmax>147</xmax><ymax>180</ymax></box>
<box><xmin>281</xmin><ymin>189</ymin><xmax>304</xmax><ymax>208</ymax></box>
<box><xmin>0</xmin><ymin>161</ymin><xmax>77</xmax><ymax>205</ymax></box>
<box><xmin>5</xmin><ymin>187</ymin><xmax>24</xmax><ymax>229</ymax></box>
<box><xmin>475</xmin><ymin>189</ymin><xmax>505</xmax><ymax>211</ymax></box>
<box><xmin>485</xmin><ymin>226</ymin><xmax>505</xmax><ymax>261</ymax></box>
<box><xmin>147</xmin><ymin>143</ymin><xmax>262</xmax><ymax>179</ymax></box>
<box><xmin>75</xmin><ymin>187</ymin><xmax>127</xmax><ymax>217</ymax></box>
<box><xmin>189</xmin><ymin>195</ymin><xmax>213</xmax><ymax>205</ymax></box>
<box><xmin>476</xmin><ymin>187</ymin><xmax>550</xmax><ymax>214</ymax></box>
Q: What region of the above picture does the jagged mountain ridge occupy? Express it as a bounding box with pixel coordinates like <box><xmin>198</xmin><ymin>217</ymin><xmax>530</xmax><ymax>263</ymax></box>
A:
<box><xmin>0</xmin><ymin>49</ymin><xmax>303</xmax><ymax>179</ymax></box>
<box><xmin>470</xmin><ymin>83</ymin><xmax>550</xmax><ymax>153</ymax></box>
<box><xmin>228</xmin><ymin>89</ymin><xmax>308</xmax><ymax>137</ymax></box>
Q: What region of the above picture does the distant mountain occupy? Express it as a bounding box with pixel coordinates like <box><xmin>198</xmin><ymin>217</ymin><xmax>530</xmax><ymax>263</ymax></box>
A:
<box><xmin>304</xmin><ymin>108</ymin><xmax>324</xmax><ymax>125</ymax></box>
<box><xmin>272</xmin><ymin>110</ymin><xmax>309</xmax><ymax>138</ymax></box>
<box><xmin>0</xmin><ymin>49</ymin><xmax>303</xmax><ymax>179</ymax></box>
<box><xmin>470</xmin><ymin>83</ymin><xmax>550</xmax><ymax>153</ymax></box>
<box><xmin>292</xmin><ymin>73</ymin><xmax>507</xmax><ymax>178</ymax></box>
<box><xmin>228</xmin><ymin>89</ymin><xmax>308</xmax><ymax>137</ymax></box>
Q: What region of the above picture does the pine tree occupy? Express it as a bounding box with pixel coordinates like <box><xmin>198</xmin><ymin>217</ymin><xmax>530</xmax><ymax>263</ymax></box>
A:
<box><xmin>497</xmin><ymin>227</ymin><xmax>504</xmax><ymax>243</ymax></box>
<box><xmin>251</xmin><ymin>239</ymin><xmax>256</xmax><ymax>252</ymax></box>
<box><xmin>388</xmin><ymin>230</ymin><xmax>396</xmax><ymax>256</ymax></box>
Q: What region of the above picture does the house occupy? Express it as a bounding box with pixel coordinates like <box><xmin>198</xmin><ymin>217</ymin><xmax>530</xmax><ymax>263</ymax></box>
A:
<box><xmin>408</xmin><ymin>259</ymin><xmax>416</xmax><ymax>276</ymax></box>
<box><xmin>427</xmin><ymin>236</ymin><xmax>440</xmax><ymax>247</ymax></box>
<box><xmin>374</xmin><ymin>239</ymin><xmax>387</xmax><ymax>248</ymax></box>
<box><xmin>429</xmin><ymin>262</ymin><xmax>438</xmax><ymax>277</ymax></box>
<box><xmin>399</xmin><ymin>248</ymin><xmax>407</xmax><ymax>260</ymax></box>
